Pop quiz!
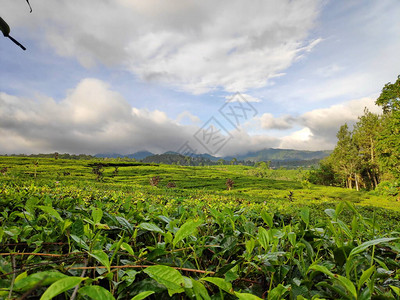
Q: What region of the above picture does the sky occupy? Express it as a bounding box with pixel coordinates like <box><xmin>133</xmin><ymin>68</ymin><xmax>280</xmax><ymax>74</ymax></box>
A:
<box><xmin>0</xmin><ymin>0</ymin><xmax>399</xmax><ymax>156</ymax></box>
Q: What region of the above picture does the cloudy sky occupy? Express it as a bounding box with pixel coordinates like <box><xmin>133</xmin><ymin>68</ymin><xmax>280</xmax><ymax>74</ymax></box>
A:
<box><xmin>1</xmin><ymin>0</ymin><xmax>399</xmax><ymax>156</ymax></box>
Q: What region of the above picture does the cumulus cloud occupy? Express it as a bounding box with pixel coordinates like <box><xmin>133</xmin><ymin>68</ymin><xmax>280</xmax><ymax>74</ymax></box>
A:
<box><xmin>276</xmin><ymin>96</ymin><xmax>382</xmax><ymax>150</ymax></box>
<box><xmin>0</xmin><ymin>79</ymin><xmax>197</xmax><ymax>154</ymax></box>
<box><xmin>259</xmin><ymin>113</ymin><xmax>294</xmax><ymax>130</ymax></box>
<box><xmin>2</xmin><ymin>0</ymin><xmax>322</xmax><ymax>94</ymax></box>
<box><xmin>0</xmin><ymin>78</ymin><xmax>280</xmax><ymax>155</ymax></box>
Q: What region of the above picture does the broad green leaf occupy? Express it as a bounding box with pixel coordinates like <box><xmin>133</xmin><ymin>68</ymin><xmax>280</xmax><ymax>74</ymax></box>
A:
<box><xmin>139</xmin><ymin>222</ymin><xmax>164</xmax><ymax>234</ymax></box>
<box><xmin>115</xmin><ymin>216</ymin><xmax>134</xmax><ymax>234</ymax></box>
<box><xmin>121</xmin><ymin>242</ymin><xmax>135</xmax><ymax>256</ymax></box>
<box><xmin>79</xmin><ymin>285</ymin><xmax>115</xmax><ymax>300</ymax></box>
<box><xmin>201</xmin><ymin>277</ymin><xmax>232</xmax><ymax>294</ymax></box>
<box><xmin>287</xmin><ymin>232</ymin><xmax>296</xmax><ymax>246</ymax></box>
<box><xmin>131</xmin><ymin>291</ymin><xmax>155</xmax><ymax>300</ymax></box>
<box><xmin>245</xmin><ymin>238</ymin><xmax>256</xmax><ymax>254</ymax></box>
<box><xmin>267</xmin><ymin>284</ymin><xmax>290</xmax><ymax>300</ymax></box>
<box><xmin>336</xmin><ymin>275</ymin><xmax>357</xmax><ymax>299</ymax></box>
<box><xmin>40</xmin><ymin>277</ymin><xmax>86</xmax><ymax>300</ymax></box>
<box><xmin>89</xmin><ymin>250</ymin><xmax>111</xmax><ymax>273</ymax></box>
<box><xmin>173</xmin><ymin>219</ymin><xmax>202</xmax><ymax>247</ymax></box>
<box><xmin>62</xmin><ymin>220</ymin><xmax>73</xmax><ymax>234</ymax></box>
<box><xmin>144</xmin><ymin>265</ymin><xmax>184</xmax><ymax>295</ymax></box>
<box><xmin>390</xmin><ymin>285</ymin><xmax>400</xmax><ymax>296</ymax></box>
<box><xmin>257</xmin><ymin>227</ymin><xmax>269</xmax><ymax>250</ymax></box>
<box><xmin>70</xmin><ymin>234</ymin><xmax>89</xmax><ymax>251</ymax></box>
<box><xmin>191</xmin><ymin>279</ymin><xmax>211</xmax><ymax>300</ymax></box>
<box><xmin>310</xmin><ymin>265</ymin><xmax>356</xmax><ymax>298</ymax></box>
<box><xmin>261</xmin><ymin>211</ymin><xmax>273</xmax><ymax>228</ymax></box>
<box><xmin>37</xmin><ymin>205</ymin><xmax>63</xmax><ymax>222</ymax></box>
<box><xmin>92</xmin><ymin>207</ymin><xmax>103</xmax><ymax>224</ymax></box>
<box><xmin>349</xmin><ymin>237</ymin><xmax>399</xmax><ymax>257</ymax></box>
<box><xmin>14</xmin><ymin>271</ymin><xmax>28</xmax><ymax>283</ymax></box>
<box><xmin>358</xmin><ymin>266</ymin><xmax>375</xmax><ymax>290</ymax></box>
<box><xmin>324</xmin><ymin>208</ymin><xmax>336</xmax><ymax>219</ymax></box>
<box><xmin>299</xmin><ymin>207</ymin><xmax>310</xmax><ymax>226</ymax></box>
<box><xmin>13</xmin><ymin>271</ymin><xmax>67</xmax><ymax>292</ymax></box>
<box><xmin>309</xmin><ymin>264</ymin><xmax>334</xmax><ymax>278</ymax></box>
<box><xmin>236</xmin><ymin>292</ymin><xmax>263</xmax><ymax>299</ymax></box>
<box><xmin>335</xmin><ymin>201</ymin><xmax>344</xmax><ymax>216</ymax></box>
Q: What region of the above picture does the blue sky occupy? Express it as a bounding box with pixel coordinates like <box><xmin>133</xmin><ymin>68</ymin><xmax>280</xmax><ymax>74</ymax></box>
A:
<box><xmin>1</xmin><ymin>0</ymin><xmax>399</xmax><ymax>156</ymax></box>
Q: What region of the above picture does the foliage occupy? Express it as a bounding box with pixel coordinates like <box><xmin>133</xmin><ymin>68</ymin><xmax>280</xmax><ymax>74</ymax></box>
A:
<box><xmin>1</xmin><ymin>157</ymin><xmax>400</xmax><ymax>298</ymax></box>
<box><xmin>311</xmin><ymin>74</ymin><xmax>400</xmax><ymax>189</ymax></box>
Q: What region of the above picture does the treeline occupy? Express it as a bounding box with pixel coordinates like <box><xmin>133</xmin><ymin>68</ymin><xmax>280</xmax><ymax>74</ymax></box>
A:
<box><xmin>2</xmin><ymin>153</ymin><xmax>94</xmax><ymax>160</ymax></box>
<box><xmin>309</xmin><ymin>75</ymin><xmax>400</xmax><ymax>190</ymax></box>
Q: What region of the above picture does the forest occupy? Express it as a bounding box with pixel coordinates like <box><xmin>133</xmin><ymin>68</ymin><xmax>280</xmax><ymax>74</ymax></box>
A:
<box><xmin>308</xmin><ymin>75</ymin><xmax>400</xmax><ymax>194</ymax></box>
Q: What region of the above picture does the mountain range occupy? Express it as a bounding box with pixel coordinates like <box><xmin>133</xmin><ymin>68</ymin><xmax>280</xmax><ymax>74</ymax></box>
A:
<box><xmin>95</xmin><ymin>148</ymin><xmax>331</xmax><ymax>162</ymax></box>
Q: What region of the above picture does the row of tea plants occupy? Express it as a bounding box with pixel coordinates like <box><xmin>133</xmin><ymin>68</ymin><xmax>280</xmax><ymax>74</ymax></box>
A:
<box><xmin>0</xmin><ymin>182</ymin><xmax>400</xmax><ymax>299</ymax></box>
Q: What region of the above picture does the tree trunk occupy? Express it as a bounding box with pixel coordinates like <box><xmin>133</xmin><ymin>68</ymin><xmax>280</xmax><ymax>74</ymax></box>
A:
<box><xmin>355</xmin><ymin>173</ymin><xmax>359</xmax><ymax>191</ymax></box>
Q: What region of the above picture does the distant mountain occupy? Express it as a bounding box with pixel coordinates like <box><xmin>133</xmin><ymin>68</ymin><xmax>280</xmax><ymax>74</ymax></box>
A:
<box><xmin>95</xmin><ymin>148</ymin><xmax>331</xmax><ymax>163</ymax></box>
<box><xmin>95</xmin><ymin>153</ymin><xmax>125</xmax><ymax>158</ymax></box>
<box><xmin>224</xmin><ymin>148</ymin><xmax>331</xmax><ymax>162</ymax></box>
<box><xmin>130</xmin><ymin>151</ymin><xmax>154</xmax><ymax>160</ymax></box>
<box><xmin>95</xmin><ymin>151</ymin><xmax>154</xmax><ymax>159</ymax></box>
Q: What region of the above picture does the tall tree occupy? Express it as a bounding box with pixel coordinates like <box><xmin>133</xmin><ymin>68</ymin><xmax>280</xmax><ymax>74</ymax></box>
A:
<box><xmin>352</xmin><ymin>108</ymin><xmax>381</xmax><ymax>188</ymax></box>
<box><xmin>376</xmin><ymin>75</ymin><xmax>400</xmax><ymax>113</ymax></box>
<box><xmin>330</xmin><ymin>124</ymin><xmax>361</xmax><ymax>190</ymax></box>
<box><xmin>375</xmin><ymin>75</ymin><xmax>400</xmax><ymax>179</ymax></box>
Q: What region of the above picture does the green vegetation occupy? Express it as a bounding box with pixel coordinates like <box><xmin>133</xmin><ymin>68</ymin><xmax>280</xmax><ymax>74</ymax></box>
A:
<box><xmin>309</xmin><ymin>75</ymin><xmax>400</xmax><ymax>195</ymax></box>
<box><xmin>1</xmin><ymin>156</ymin><xmax>400</xmax><ymax>299</ymax></box>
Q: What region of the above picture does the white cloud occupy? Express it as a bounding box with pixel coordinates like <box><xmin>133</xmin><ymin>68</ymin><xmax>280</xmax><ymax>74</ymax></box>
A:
<box><xmin>0</xmin><ymin>79</ymin><xmax>195</xmax><ymax>154</ymax></box>
<box><xmin>1</xmin><ymin>0</ymin><xmax>322</xmax><ymax>94</ymax></box>
<box><xmin>274</xmin><ymin>96</ymin><xmax>383</xmax><ymax>150</ymax></box>
<box><xmin>225</xmin><ymin>93</ymin><xmax>261</xmax><ymax>103</ymax></box>
<box><xmin>259</xmin><ymin>113</ymin><xmax>294</xmax><ymax>130</ymax></box>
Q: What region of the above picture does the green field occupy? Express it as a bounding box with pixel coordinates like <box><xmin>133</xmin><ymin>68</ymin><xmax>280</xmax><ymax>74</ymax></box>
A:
<box><xmin>1</xmin><ymin>157</ymin><xmax>400</xmax><ymax>299</ymax></box>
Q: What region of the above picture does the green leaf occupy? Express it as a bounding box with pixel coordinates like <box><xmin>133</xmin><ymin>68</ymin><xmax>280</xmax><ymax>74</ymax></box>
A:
<box><xmin>299</xmin><ymin>207</ymin><xmax>310</xmax><ymax>226</ymax></box>
<box><xmin>309</xmin><ymin>264</ymin><xmax>334</xmax><ymax>278</ymax></box>
<box><xmin>261</xmin><ymin>211</ymin><xmax>273</xmax><ymax>228</ymax></box>
<box><xmin>349</xmin><ymin>237</ymin><xmax>399</xmax><ymax>257</ymax></box>
<box><xmin>267</xmin><ymin>284</ymin><xmax>290</xmax><ymax>300</ymax></box>
<box><xmin>336</xmin><ymin>275</ymin><xmax>357</xmax><ymax>299</ymax></box>
<box><xmin>310</xmin><ymin>265</ymin><xmax>356</xmax><ymax>299</ymax></box>
<box><xmin>191</xmin><ymin>279</ymin><xmax>211</xmax><ymax>300</ymax></box>
<box><xmin>236</xmin><ymin>292</ymin><xmax>263</xmax><ymax>299</ymax></box>
<box><xmin>390</xmin><ymin>285</ymin><xmax>400</xmax><ymax>296</ymax></box>
<box><xmin>92</xmin><ymin>207</ymin><xmax>103</xmax><ymax>224</ymax></box>
<box><xmin>14</xmin><ymin>271</ymin><xmax>28</xmax><ymax>283</ymax></box>
<box><xmin>144</xmin><ymin>265</ymin><xmax>184</xmax><ymax>295</ymax></box>
<box><xmin>70</xmin><ymin>234</ymin><xmax>89</xmax><ymax>251</ymax></box>
<box><xmin>79</xmin><ymin>285</ymin><xmax>115</xmax><ymax>300</ymax></box>
<box><xmin>121</xmin><ymin>242</ymin><xmax>135</xmax><ymax>256</ymax></box>
<box><xmin>257</xmin><ymin>227</ymin><xmax>269</xmax><ymax>250</ymax></box>
<box><xmin>358</xmin><ymin>266</ymin><xmax>375</xmax><ymax>290</ymax></box>
<box><xmin>131</xmin><ymin>291</ymin><xmax>155</xmax><ymax>300</ymax></box>
<box><xmin>13</xmin><ymin>271</ymin><xmax>67</xmax><ymax>292</ymax></box>
<box><xmin>37</xmin><ymin>205</ymin><xmax>63</xmax><ymax>222</ymax></box>
<box><xmin>201</xmin><ymin>277</ymin><xmax>232</xmax><ymax>294</ymax></box>
<box><xmin>139</xmin><ymin>222</ymin><xmax>164</xmax><ymax>234</ymax></box>
<box><xmin>40</xmin><ymin>277</ymin><xmax>86</xmax><ymax>300</ymax></box>
<box><xmin>324</xmin><ymin>208</ymin><xmax>336</xmax><ymax>219</ymax></box>
<box><xmin>89</xmin><ymin>250</ymin><xmax>111</xmax><ymax>273</ymax></box>
<box><xmin>173</xmin><ymin>219</ymin><xmax>202</xmax><ymax>247</ymax></box>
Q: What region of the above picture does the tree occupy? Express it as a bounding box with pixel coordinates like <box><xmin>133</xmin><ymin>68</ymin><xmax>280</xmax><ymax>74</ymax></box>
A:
<box><xmin>330</xmin><ymin>124</ymin><xmax>361</xmax><ymax>189</ymax></box>
<box><xmin>376</xmin><ymin>75</ymin><xmax>400</xmax><ymax>113</ymax></box>
<box><xmin>375</xmin><ymin>75</ymin><xmax>400</xmax><ymax>179</ymax></box>
<box><xmin>352</xmin><ymin>108</ymin><xmax>381</xmax><ymax>188</ymax></box>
